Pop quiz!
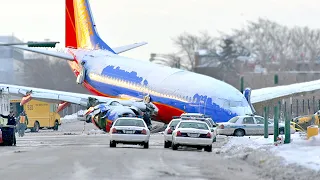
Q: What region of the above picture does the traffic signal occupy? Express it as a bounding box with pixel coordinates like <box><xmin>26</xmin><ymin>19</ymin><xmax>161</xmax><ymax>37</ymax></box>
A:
<box><xmin>27</xmin><ymin>41</ymin><xmax>58</xmax><ymax>48</ymax></box>
<box><xmin>274</xmin><ymin>74</ymin><xmax>278</xmax><ymax>84</ymax></box>
<box><xmin>240</xmin><ymin>76</ymin><xmax>244</xmax><ymax>92</ymax></box>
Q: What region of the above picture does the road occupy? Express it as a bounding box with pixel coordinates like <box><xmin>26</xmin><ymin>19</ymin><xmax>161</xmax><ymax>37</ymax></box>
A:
<box><xmin>0</xmin><ymin>130</ymin><xmax>265</xmax><ymax>180</ymax></box>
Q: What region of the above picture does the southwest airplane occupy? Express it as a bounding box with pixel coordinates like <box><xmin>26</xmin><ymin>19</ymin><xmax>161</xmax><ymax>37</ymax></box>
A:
<box><xmin>0</xmin><ymin>0</ymin><xmax>319</xmax><ymax>132</ymax></box>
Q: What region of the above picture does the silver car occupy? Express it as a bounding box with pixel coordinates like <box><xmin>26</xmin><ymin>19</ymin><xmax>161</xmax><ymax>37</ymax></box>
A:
<box><xmin>217</xmin><ymin>115</ymin><xmax>295</xmax><ymax>136</ymax></box>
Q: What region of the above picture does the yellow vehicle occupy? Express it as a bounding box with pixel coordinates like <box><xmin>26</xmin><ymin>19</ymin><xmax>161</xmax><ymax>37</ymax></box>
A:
<box><xmin>10</xmin><ymin>99</ymin><xmax>61</xmax><ymax>132</ymax></box>
<box><xmin>292</xmin><ymin>111</ymin><xmax>320</xmax><ymax>131</ymax></box>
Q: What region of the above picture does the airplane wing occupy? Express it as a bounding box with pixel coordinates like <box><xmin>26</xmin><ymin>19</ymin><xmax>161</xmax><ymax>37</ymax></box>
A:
<box><xmin>251</xmin><ymin>79</ymin><xmax>320</xmax><ymax>104</ymax></box>
<box><xmin>0</xmin><ymin>84</ymin><xmax>153</xmax><ymax>113</ymax></box>
<box><xmin>112</xmin><ymin>42</ymin><xmax>147</xmax><ymax>54</ymax></box>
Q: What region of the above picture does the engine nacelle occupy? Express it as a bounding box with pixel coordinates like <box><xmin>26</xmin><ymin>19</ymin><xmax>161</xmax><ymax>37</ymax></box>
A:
<box><xmin>91</xmin><ymin>105</ymin><xmax>140</xmax><ymax>132</ymax></box>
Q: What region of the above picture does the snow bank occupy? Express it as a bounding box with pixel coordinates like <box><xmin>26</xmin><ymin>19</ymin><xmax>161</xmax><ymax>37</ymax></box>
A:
<box><xmin>61</xmin><ymin>110</ymin><xmax>85</xmax><ymax>124</ymax></box>
<box><xmin>221</xmin><ymin>133</ymin><xmax>320</xmax><ymax>173</ymax></box>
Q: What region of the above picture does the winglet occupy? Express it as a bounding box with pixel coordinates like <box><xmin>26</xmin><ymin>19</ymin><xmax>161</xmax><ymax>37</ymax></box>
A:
<box><xmin>112</xmin><ymin>42</ymin><xmax>148</xmax><ymax>54</ymax></box>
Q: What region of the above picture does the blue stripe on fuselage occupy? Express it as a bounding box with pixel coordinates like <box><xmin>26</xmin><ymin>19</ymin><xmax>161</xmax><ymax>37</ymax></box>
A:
<box><xmin>85</xmin><ymin>74</ymin><xmax>238</xmax><ymax>123</ymax></box>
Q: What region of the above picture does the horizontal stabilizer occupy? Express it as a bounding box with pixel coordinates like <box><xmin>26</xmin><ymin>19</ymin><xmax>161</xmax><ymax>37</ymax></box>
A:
<box><xmin>10</xmin><ymin>45</ymin><xmax>74</xmax><ymax>61</ymax></box>
<box><xmin>112</xmin><ymin>42</ymin><xmax>147</xmax><ymax>54</ymax></box>
<box><xmin>0</xmin><ymin>41</ymin><xmax>59</xmax><ymax>48</ymax></box>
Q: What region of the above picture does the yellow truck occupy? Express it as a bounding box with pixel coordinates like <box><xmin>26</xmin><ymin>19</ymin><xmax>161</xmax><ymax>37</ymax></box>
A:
<box><xmin>10</xmin><ymin>99</ymin><xmax>61</xmax><ymax>132</ymax></box>
<box><xmin>292</xmin><ymin>111</ymin><xmax>320</xmax><ymax>131</ymax></box>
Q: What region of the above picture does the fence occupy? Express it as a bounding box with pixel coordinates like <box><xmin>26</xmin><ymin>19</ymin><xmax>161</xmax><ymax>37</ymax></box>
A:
<box><xmin>255</xmin><ymin>96</ymin><xmax>320</xmax><ymax>120</ymax></box>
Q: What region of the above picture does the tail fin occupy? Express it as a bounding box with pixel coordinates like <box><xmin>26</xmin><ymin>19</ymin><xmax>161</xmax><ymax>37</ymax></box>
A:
<box><xmin>65</xmin><ymin>0</ymin><xmax>115</xmax><ymax>53</ymax></box>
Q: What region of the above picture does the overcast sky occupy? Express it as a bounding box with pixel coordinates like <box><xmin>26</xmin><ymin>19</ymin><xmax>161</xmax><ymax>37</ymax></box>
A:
<box><xmin>1</xmin><ymin>0</ymin><xmax>319</xmax><ymax>60</ymax></box>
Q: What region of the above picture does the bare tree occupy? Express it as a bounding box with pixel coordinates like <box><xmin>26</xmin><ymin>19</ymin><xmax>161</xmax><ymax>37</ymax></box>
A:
<box><xmin>171</xmin><ymin>31</ymin><xmax>216</xmax><ymax>71</ymax></box>
<box><xmin>228</xmin><ymin>18</ymin><xmax>320</xmax><ymax>70</ymax></box>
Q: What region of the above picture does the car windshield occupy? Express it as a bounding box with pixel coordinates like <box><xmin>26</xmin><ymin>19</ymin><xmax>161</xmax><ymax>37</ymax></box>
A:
<box><xmin>169</xmin><ymin>120</ymin><xmax>181</xmax><ymax>128</ymax></box>
<box><xmin>178</xmin><ymin>122</ymin><xmax>209</xmax><ymax>130</ymax></box>
<box><xmin>228</xmin><ymin>117</ymin><xmax>239</xmax><ymax>123</ymax></box>
<box><xmin>114</xmin><ymin>119</ymin><xmax>145</xmax><ymax>127</ymax></box>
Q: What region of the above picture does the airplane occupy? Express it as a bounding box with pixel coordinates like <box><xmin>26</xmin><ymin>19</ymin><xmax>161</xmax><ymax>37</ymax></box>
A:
<box><xmin>0</xmin><ymin>0</ymin><xmax>320</xmax><ymax>133</ymax></box>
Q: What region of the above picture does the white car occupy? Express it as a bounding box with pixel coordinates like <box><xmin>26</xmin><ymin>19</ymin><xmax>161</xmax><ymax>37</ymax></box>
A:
<box><xmin>163</xmin><ymin>118</ymin><xmax>181</xmax><ymax>148</ymax></box>
<box><xmin>171</xmin><ymin>120</ymin><xmax>214</xmax><ymax>152</ymax></box>
<box><xmin>109</xmin><ymin>117</ymin><xmax>150</xmax><ymax>148</ymax></box>
<box><xmin>217</xmin><ymin>115</ymin><xmax>296</xmax><ymax>136</ymax></box>
<box><xmin>178</xmin><ymin>113</ymin><xmax>218</xmax><ymax>142</ymax></box>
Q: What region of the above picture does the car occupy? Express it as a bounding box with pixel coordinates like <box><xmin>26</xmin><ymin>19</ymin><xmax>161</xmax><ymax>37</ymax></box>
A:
<box><xmin>171</xmin><ymin>120</ymin><xmax>214</xmax><ymax>152</ymax></box>
<box><xmin>180</xmin><ymin>113</ymin><xmax>218</xmax><ymax>142</ymax></box>
<box><xmin>109</xmin><ymin>117</ymin><xmax>150</xmax><ymax>148</ymax></box>
<box><xmin>163</xmin><ymin>118</ymin><xmax>181</xmax><ymax>148</ymax></box>
<box><xmin>216</xmin><ymin>115</ymin><xmax>296</xmax><ymax>136</ymax></box>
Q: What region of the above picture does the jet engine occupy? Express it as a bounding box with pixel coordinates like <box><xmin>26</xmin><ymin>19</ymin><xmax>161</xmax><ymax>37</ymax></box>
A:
<box><xmin>86</xmin><ymin>103</ymin><xmax>142</xmax><ymax>132</ymax></box>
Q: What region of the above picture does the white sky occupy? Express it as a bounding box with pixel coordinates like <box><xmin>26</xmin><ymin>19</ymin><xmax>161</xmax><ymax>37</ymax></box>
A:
<box><xmin>1</xmin><ymin>0</ymin><xmax>320</xmax><ymax>60</ymax></box>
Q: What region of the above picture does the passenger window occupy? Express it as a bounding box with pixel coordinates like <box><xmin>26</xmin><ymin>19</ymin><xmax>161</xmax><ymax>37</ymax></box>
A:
<box><xmin>255</xmin><ymin>117</ymin><xmax>264</xmax><ymax>124</ymax></box>
<box><xmin>242</xmin><ymin>117</ymin><xmax>255</xmax><ymax>124</ymax></box>
<box><xmin>50</xmin><ymin>104</ymin><xmax>55</xmax><ymax>112</ymax></box>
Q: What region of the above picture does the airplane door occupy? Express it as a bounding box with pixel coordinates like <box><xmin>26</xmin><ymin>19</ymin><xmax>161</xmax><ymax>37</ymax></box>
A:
<box><xmin>199</xmin><ymin>97</ymin><xmax>208</xmax><ymax>115</ymax></box>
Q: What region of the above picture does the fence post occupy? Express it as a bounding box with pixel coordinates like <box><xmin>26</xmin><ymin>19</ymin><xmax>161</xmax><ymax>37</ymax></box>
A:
<box><xmin>296</xmin><ymin>99</ymin><xmax>299</xmax><ymax>116</ymax></box>
<box><xmin>274</xmin><ymin>106</ymin><xmax>279</xmax><ymax>142</ymax></box>
<box><xmin>308</xmin><ymin>99</ymin><xmax>310</xmax><ymax>114</ymax></box>
<box><xmin>313</xmin><ymin>96</ymin><xmax>315</xmax><ymax>113</ymax></box>
<box><xmin>264</xmin><ymin>106</ymin><xmax>269</xmax><ymax>138</ymax></box>
<box><xmin>284</xmin><ymin>112</ymin><xmax>291</xmax><ymax>144</ymax></box>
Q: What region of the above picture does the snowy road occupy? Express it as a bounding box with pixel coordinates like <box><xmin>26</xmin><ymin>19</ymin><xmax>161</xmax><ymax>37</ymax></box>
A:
<box><xmin>0</xmin><ymin>132</ymin><xmax>264</xmax><ymax>180</ymax></box>
<box><xmin>0</xmin><ymin>120</ymin><xmax>320</xmax><ymax>180</ymax></box>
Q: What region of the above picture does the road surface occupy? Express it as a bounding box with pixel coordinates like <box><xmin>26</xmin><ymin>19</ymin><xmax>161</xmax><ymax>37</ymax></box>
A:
<box><xmin>0</xmin><ymin>131</ymin><xmax>265</xmax><ymax>180</ymax></box>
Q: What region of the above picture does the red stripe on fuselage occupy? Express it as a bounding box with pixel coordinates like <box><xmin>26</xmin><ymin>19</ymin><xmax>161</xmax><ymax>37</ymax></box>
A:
<box><xmin>66</xmin><ymin>57</ymin><xmax>183</xmax><ymax>125</ymax></box>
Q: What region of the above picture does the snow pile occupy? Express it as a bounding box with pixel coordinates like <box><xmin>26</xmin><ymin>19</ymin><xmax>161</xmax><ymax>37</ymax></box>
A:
<box><xmin>275</xmin><ymin>133</ymin><xmax>320</xmax><ymax>171</ymax></box>
<box><xmin>220</xmin><ymin>133</ymin><xmax>320</xmax><ymax>177</ymax></box>
<box><xmin>61</xmin><ymin>110</ymin><xmax>85</xmax><ymax>124</ymax></box>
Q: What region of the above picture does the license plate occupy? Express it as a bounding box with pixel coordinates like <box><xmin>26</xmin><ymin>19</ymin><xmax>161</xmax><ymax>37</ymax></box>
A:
<box><xmin>189</xmin><ymin>133</ymin><xmax>199</xmax><ymax>138</ymax></box>
<box><xmin>126</xmin><ymin>130</ymin><xmax>134</xmax><ymax>134</ymax></box>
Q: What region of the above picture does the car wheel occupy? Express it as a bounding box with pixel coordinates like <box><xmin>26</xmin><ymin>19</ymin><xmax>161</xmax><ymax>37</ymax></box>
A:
<box><xmin>172</xmin><ymin>143</ymin><xmax>178</xmax><ymax>150</ymax></box>
<box><xmin>109</xmin><ymin>141</ymin><xmax>116</xmax><ymax>148</ymax></box>
<box><xmin>53</xmin><ymin>120</ymin><xmax>59</xmax><ymax>131</ymax></box>
<box><xmin>164</xmin><ymin>141</ymin><xmax>170</xmax><ymax>148</ymax></box>
<box><xmin>197</xmin><ymin>147</ymin><xmax>202</xmax><ymax>150</ymax></box>
<box><xmin>32</xmin><ymin>121</ymin><xmax>40</xmax><ymax>132</ymax></box>
<box><xmin>204</xmin><ymin>145</ymin><xmax>212</xmax><ymax>152</ymax></box>
<box><xmin>234</xmin><ymin>129</ymin><xmax>245</xmax><ymax>136</ymax></box>
<box><xmin>144</xmin><ymin>141</ymin><xmax>149</xmax><ymax>149</ymax></box>
<box><xmin>279</xmin><ymin>127</ymin><xmax>284</xmax><ymax>135</ymax></box>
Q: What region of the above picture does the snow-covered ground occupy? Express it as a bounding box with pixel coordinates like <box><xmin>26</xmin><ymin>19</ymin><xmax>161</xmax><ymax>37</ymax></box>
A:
<box><xmin>61</xmin><ymin>110</ymin><xmax>84</xmax><ymax>124</ymax></box>
<box><xmin>221</xmin><ymin>132</ymin><xmax>320</xmax><ymax>172</ymax></box>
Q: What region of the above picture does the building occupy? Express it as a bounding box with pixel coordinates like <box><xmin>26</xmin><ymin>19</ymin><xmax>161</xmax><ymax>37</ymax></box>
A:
<box><xmin>0</xmin><ymin>35</ymin><xmax>24</xmax><ymax>85</ymax></box>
